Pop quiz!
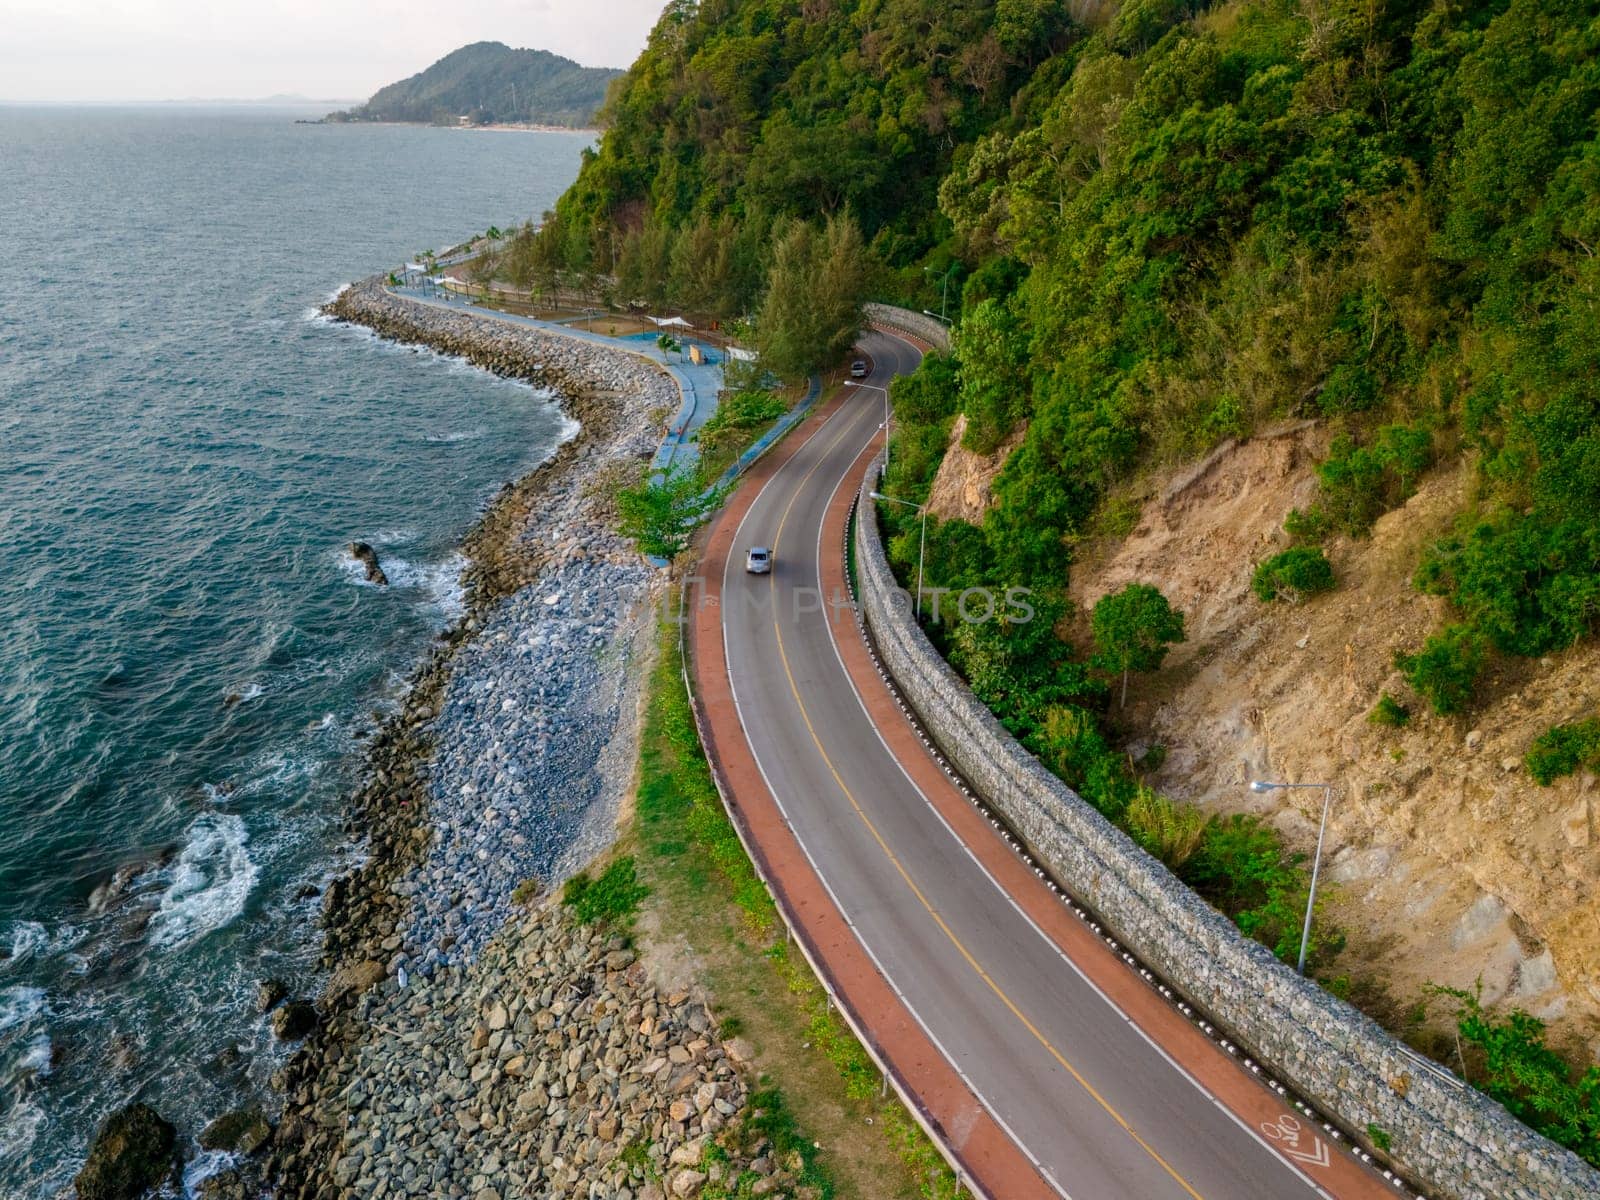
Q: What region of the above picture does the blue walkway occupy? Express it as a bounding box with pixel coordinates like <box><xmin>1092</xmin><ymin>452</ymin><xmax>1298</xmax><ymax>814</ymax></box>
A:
<box><xmin>386</xmin><ymin>282</ymin><xmax>825</xmax><ymax>569</ymax></box>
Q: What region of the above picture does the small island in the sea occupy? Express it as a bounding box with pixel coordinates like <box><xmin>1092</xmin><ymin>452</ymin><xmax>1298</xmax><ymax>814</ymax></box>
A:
<box><xmin>314</xmin><ymin>41</ymin><xmax>619</xmax><ymax>129</ymax></box>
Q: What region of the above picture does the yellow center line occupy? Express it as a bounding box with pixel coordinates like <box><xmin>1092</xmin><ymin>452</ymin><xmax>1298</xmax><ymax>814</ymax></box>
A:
<box><xmin>757</xmin><ymin>393</ymin><xmax>1205</xmax><ymax>1200</ymax></box>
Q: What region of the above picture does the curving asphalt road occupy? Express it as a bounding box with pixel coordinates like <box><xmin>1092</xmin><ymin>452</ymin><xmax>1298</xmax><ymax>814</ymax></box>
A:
<box><xmin>709</xmin><ymin>328</ymin><xmax>1398</xmax><ymax>1200</ymax></box>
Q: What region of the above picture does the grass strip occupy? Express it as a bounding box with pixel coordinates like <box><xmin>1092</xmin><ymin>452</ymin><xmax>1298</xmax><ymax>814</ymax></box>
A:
<box><xmin>632</xmin><ymin>600</ymin><xmax>962</xmax><ymax>1200</ymax></box>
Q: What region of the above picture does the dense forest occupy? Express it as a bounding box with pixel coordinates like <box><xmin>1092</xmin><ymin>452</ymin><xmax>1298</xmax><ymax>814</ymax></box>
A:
<box><xmin>325</xmin><ymin>42</ymin><xmax>619</xmax><ymax>127</ymax></box>
<box><xmin>549</xmin><ymin>0</ymin><xmax>1600</xmax><ymax>666</ymax></box>
<box><xmin>528</xmin><ymin>0</ymin><xmax>1600</xmax><ymax>1159</ymax></box>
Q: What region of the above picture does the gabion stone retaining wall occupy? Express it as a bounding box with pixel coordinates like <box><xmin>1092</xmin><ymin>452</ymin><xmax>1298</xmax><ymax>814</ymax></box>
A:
<box><xmin>863</xmin><ymin>302</ymin><xmax>951</xmax><ymax>351</ymax></box>
<box><xmin>853</xmin><ymin>469</ymin><xmax>1600</xmax><ymax>1200</ymax></box>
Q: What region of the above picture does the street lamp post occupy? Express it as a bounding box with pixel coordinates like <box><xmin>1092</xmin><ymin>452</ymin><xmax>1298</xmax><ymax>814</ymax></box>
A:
<box><xmin>843</xmin><ymin>379</ymin><xmax>891</xmax><ymax>474</ymax></box>
<box><xmin>923</xmin><ymin>263</ymin><xmax>957</xmax><ymax>323</ymax></box>
<box><xmin>870</xmin><ymin>490</ymin><xmax>927</xmax><ymax>620</ymax></box>
<box><xmin>1249</xmin><ymin>779</ymin><xmax>1335</xmax><ymax>976</ymax></box>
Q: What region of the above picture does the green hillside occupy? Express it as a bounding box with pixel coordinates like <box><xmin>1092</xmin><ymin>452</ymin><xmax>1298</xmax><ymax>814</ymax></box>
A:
<box><xmin>327</xmin><ymin>41</ymin><xmax>620</xmax><ymax>127</ymax></box>
<box><xmin>545</xmin><ymin>0</ymin><xmax>1600</xmax><ymax>717</ymax></box>
<box><xmin>532</xmin><ymin>0</ymin><xmax>1600</xmax><ymax>1160</ymax></box>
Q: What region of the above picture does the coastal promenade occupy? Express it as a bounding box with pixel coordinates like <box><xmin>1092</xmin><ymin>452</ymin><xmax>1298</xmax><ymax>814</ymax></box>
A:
<box><xmin>389</xmin><ymin>282</ymin><xmax>723</xmax><ymax>472</ymax></box>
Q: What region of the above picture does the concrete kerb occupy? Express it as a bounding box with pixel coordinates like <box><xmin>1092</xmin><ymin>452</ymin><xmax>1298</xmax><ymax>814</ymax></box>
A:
<box><xmin>851</xmin><ymin>461</ymin><xmax>1600</xmax><ymax>1200</ymax></box>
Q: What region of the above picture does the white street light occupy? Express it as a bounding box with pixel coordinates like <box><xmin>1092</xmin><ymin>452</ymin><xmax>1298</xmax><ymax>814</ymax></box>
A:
<box><xmin>1249</xmin><ymin>780</ymin><xmax>1335</xmax><ymax>976</ymax></box>
<box><xmin>870</xmin><ymin>490</ymin><xmax>927</xmax><ymax>620</ymax></box>
<box><xmin>844</xmin><ymin>379</ymin><xmax>891</xmax><ymax>473</ymax></box>
<box><xmin>923</xmin><ymin>263</ymin><xmax>957</xmax><ymax>323</ymax></box>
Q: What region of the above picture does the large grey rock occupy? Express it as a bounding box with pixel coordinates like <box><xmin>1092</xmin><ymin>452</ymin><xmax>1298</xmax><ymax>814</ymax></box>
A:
<box><xmin>199</xmin><ymin>1106</ymin><xmax>272</xmax><ymax>1155</ymax></box>
<box><xmin>74</xmin><ymin>1102</ymin><xmax>178</xmax><ymax>1200</ymax></box>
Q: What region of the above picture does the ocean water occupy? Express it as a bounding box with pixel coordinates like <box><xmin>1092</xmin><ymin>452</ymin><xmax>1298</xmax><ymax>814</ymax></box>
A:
<box><xmin>0</xmin><ymin>105</ymin><xmax>589</xmax><ymax>1194</ymax></box>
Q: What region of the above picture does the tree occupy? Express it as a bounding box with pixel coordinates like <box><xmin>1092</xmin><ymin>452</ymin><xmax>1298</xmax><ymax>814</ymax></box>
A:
<box><xmin>616</xmin><ymin>220</ymin><xmax>673</xmax><ymax>308</ymax></box>
<box><xmin>616</xmin><ymin>470</ymin><xmax>722</xmax><ymax>561</ymax></box>
<box><xmin>754</xmin><ymin>213</ymin><xmax>866</xmax><ymax>380</ymax></box>
<box><xmin>1090</xmin><ymin>583</ymin><xmax>1185</xmax><ymax>707</ymax></box>
<box><xmin>668</xmin><ymin>213</ymin><xmax>742</xmax><ymax>318</ymax></box>
<box><xmin>953</xmin><ymin>298</ymin><xmax>1030</xmax><ymax>453</ymax></box>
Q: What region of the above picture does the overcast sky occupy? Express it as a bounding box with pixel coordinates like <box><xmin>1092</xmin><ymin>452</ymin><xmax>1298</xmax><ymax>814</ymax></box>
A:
<box><xmin>0</xmin><ymin>0</ymin><xmax>665</xmax><ymax>102</ymax></box>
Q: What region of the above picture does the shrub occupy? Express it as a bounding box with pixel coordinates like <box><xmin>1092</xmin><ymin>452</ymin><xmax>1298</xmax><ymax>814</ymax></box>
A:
<box><xmin>696</xmin><ymin>388</ymin><xmax>787</xmax><ymax>458</ymax></box>
<box><xmin>1315</xmin><ymin>424</ymin><xmax>1435</xmax><ymax>537</ymax></box>
<box><xmin>1125</xmin><ymin>788</ymin><xmax>1207</xmax><ymax>869</ymax></box>
<box><xmin>562</xmin><ymin>857</ymin><xmax>648</xmax><ymax>926</ymax></box>
<box><xmin>1034</xmin><ymin>705</ymin><xmax>1135</xmax><ymax>822</ymax></box>
<box><xmin>510</xmin><ymin>877</ymin><xmax>542</xmax><ymax>905</ymax></box>
<box><xmin>1429</xmin><ymin>984</ymin><xmax>1600</xmax><ymax>1165</ymax></box>
<box><xmin>1184</xmin><ymin>814</ymin><xmax>1292</xmax><ymax>915</ymax></box>
<box><xmin>949</xmin><ymin>592</ymin><xmax>1097</xmax><ymax>734</ymax></box>
<box><xmin>1284</xmin><ymin>505</ymin><xmax>1333</xmax><ymax>544</ymax></box>
<box><xmin>1252</xmin><ymin>547</ymin><xmax>1336</xmax><ymax>602</ymax></box>
<box><xmin>1182</xmin><ymin>814</ymin><xmax>1342</xmax><ymax>966</ymax></box>
<box><xmin>1415</xmin><ymin>513</ymin><xmax>1600</xmax><ymax>658</ymax></box>
<box><xmin>1368</xmin><ymin>693</ymin><xmax>1411</xmax><ymax>728</ymax></box>
<box><xmin>1317</xmin><ymin>436</ymin><xmax>1388</xmax><ymax>536</ymax></box>
<box><xmin>1395</xmin><ymin>624</ymin><xmax>1487</xmax><ymax>715</ymax></box>
<box><xmin>1525</xmin><ymin>718</ymin><xmax>1600</xmax><ymax>786</ymax></box>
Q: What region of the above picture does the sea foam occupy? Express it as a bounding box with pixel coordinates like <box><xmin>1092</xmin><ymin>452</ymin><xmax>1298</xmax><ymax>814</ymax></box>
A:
<box><xmin>145</xmin><ymin>814</ymin><xmax>257</xmax><ymax>951</ymax></box>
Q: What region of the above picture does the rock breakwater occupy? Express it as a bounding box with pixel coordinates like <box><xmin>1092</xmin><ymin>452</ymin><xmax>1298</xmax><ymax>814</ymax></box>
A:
<box><xmin>279</xmin><ymin>899</ymin><xmax>799</xmax><ymax>1200</ymax></box>
<box><xmin>247</xmin><ymin>282</ymin><xmax>791</xmax><ymax>1200</ymax></box>
<box><xmin>324</xmin><ymin>280</ymin><xmax>668</xmax><ymax>603</ymax></box>
<box><xmin>402</xmin><ymin>555</ymin><xmax>655</xmax><ymax>973</ymax></box>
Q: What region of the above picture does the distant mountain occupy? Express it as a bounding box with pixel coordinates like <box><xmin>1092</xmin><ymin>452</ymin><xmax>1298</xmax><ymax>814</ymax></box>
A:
<box><xmin>325</xmin><ymin>42</ymin><xmax>619</xmax><ymax>128</ymax></box>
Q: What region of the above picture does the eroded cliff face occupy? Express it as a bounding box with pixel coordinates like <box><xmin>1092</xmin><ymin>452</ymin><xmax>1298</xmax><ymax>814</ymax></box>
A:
<box><xmin>924</xmin><ymin>415</ymin><xmax>1026</xmax><ymax>525</ymax></box>
<box><xmin>925</xmin><ymin>418</ymin><xmax>1600</xmax><ymax>1057</ymax></box>
<box><xmin>1077</xmin><ymin>429</ymin><xmax>1600</xmax><ymax>1057</ymax></box>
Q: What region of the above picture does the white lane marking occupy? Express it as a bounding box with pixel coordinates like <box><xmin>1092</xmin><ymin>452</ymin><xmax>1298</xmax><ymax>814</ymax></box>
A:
<box><xmin>1262</xmin><ymin>1117</ymin><xmax>1332</xmax><ymax>1169</ymax></box>
<box><xmin>808</xmin><ymin>343</ymin><xmax>1338</xmax><ymax>1199</ymax></box>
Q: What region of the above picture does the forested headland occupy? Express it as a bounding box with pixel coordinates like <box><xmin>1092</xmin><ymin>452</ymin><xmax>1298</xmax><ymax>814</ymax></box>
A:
<box><xmin>325</xmin><ymin>42</ymin><xmax>620</xmax><ymax>127</ymax></box>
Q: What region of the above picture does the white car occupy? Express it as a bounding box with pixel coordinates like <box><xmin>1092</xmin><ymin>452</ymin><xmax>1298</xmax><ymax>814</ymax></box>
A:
<box><xmin>745</xmin><ymin>546</ymin><xmax>772</xmax><ymax>574</ymax></box>
<box><xmin>850</xmin><ymin>360</ymin><xmax>869</xmax><ymax>379</ymax></box>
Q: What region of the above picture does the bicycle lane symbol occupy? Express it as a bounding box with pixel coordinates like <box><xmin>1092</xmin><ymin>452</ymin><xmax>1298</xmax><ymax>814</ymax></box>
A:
<box><xmin>1260</xmin><ymin>1113</ymin><xmax>1331</xmax><ymax>1169</ymax></box>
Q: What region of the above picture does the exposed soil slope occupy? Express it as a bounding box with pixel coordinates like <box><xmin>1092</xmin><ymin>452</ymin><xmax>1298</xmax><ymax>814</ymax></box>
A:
<box><xmin>1077</xmin><ymin>429</ymin><xmax>1600</xmax><ymax>1057</ymax></box>
<box><xmin>927</xmin><ymin>420</ymin><xmax>1600</xmax><ymax>1057</ymax></box>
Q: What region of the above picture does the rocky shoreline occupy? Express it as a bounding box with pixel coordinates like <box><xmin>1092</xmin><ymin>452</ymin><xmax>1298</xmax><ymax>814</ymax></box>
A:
<box><xmin>152</xmin><ymin>281</ymin><xmax>800</xmax><ymax>1200</ymax></box>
